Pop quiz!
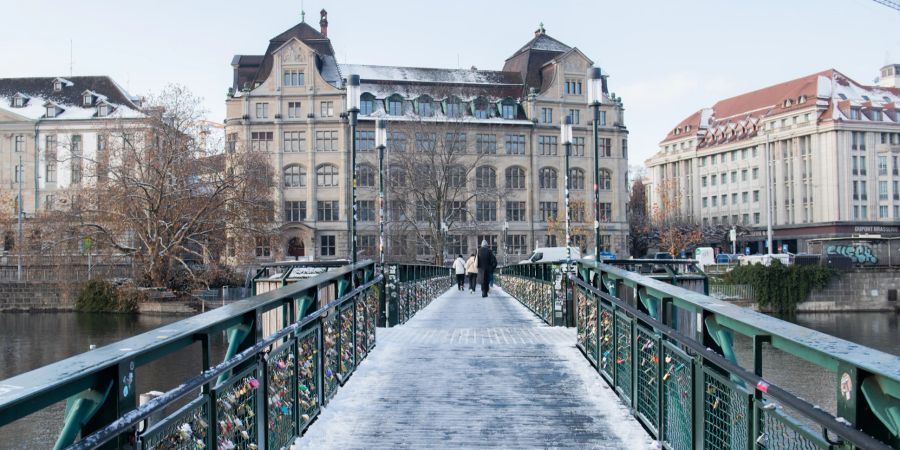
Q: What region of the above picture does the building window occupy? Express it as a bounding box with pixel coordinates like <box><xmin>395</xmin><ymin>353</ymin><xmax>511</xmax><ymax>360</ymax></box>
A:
<box><xmin>13</xmin><ymin>135</ymin><xmax>24</xmax><ymax>153</ymax></box>
<box><xmin>358</xmin><ymin>164</ymin><xmax>376</xmax><ymax>187</ymax></box>
<box><xmin>572</xmin><ymin>137</ymin><xmax>585</xmax><ymax>156</ymax></box>
<box><xmin>316</xmin><ymin>164</ymin><xmax>339</xmax><ymax>187</ymax></box>
<box><xmin>742</xmin><ymin>192</ymin><xmax>749</xmax><ymax>203</ymax></box>
<box><xmin>879</xmin><ymin>156</ymin><xmax>888</xmax><ymax>176</ymax></box>
<box><xmin>541</xmin><ymin>108</ymin><xmax>553</xmax><ymax>124</ymax></box>
<box><xmin>476</xmin><ymin>134</ymin><xmax>497</xmax><ymax>154</ymax></box>
<box><xmin>851</xmin><ymin>131</ymin><xmax>866</xmax><ymax>150</ymax></box>
<box><xmin>879</xmin><ymin>181</ymin><xmax>888</xmax><ymax>200</ymax></box>
<box><xmin>446</xmin><ymin>132</ymin><xmax>467</xmax><ymax>153</ymax></box>
<box><xmin>417</xmin><ymin>96</ymin><xmax>434</xmax><ymax>117</ymax></box>
<box><xmin>506</xmin><ymin>201</ymin><xmax>526</xmax><ymax>222</ymax></box>
<box><xmin>712</xmin><ymin>197</ymin><xmax>718</xmax><ymax>207</ymax></box>
<box><xmin>752</xmin><ymin>168</ymin><xmax>759</xmax><ymax>180</ymax></box>
<box><xmin>71</xmin><ymin>135</ymin><xmax>82</xmax><ymax>184</ymax></box>
<box><xmin>477</xmin><ymin>235</ymin><xmax>498</xmax><ymax>253</ymax></box>
<box><xmin>355</xmin><ymin>130</ymin><xmax>375</xmax><ymax>152</ymax></box>
<box><xmin>255</xmin><ymin>237</ymin><xmax>271</xmax><ymax>257</ymax></box>
<box><xmin>741</xmin><ymin>169</ymin><xmax>748</xmax><ymax>181</ymax></box>
<box><xmin>445</xmin><ymin>98</ymin><xmax>463</xmax><ymax>118</ymax></box>
<box><xmin>359</xmin><ymin>200</ymin><xmax>376</xmax><ymax>222</ymax></box>
<box><xmin>568</xmin><ymin>168</ymin><xmax>585</xmax><ymax>190</ymax></box>
<box><xmin>251</xmin><ymin>131</ymin><xmax>273</xmax><ymax>151</ymax></box>
<box><xmin>319</xmin><ymin>101</ymin><xmax>334</xmax><ymax>117</ymax></box>
<box><xmin>446</xmin><ymin>201</ymin><xmax>467</xmax><ymax>222</ymax></box>
<box><xmin>475</xmin><ymin>166</ymin><xmax>496</xmax><ymax>188</ymax></box>
<box><xmin>317</xmin><ymin>201</ymin><xmax>340</xmax><ymax>221</ymax></box>
<box><xmin>287</xmin><ymin>102</ymin><xmax>301</xmax><ymax>118</ymax></box>
<box><xmin>284</xmin><ymin>131</ymin><xmax>305</xmax><ymax>152</ymax></box>
<box><xmin>283</xmin><ymin>165</ymin><xmax>306</xmax><ymax>188</ymax></box>
<box><xmin>505</xmin><ymin>166</ymin><xmax>526</xmax><ymax>189</ymax></box>
<box><xmin>599</xmin><ymin>110</ymin><xmax>607</xmax><ymax>126</ymax></box>
<box><xmin>448</xmin><ymin>165</ymin><xmax>466</xmax><ymax>188</ymax></box>
<box><xmin>702</xmin><ymin>197</ymin><xmax>708</xmax><ymax>208</ymax></box>
<box><xmin>476</xmin><ymin>201</ymin><xmax>497</xmax><ymax>222</ymax></box>
<box><xmin>500</xmin><ymin>101</ymin><xmax>516</xmax><ymax>119</ymax></box>
<box><xmin>599</xmin><ymin>169</ymin><xmax>612</xmax><ymax>190</ymax></box>
<box><xmin>622</xmin><ymin>139</ymin><xmax>628</xmax><ymax>159</ymax></box>
<box><xmin>415</xmin><ymin>201</ymin><xmax>434</xmax><ymax>222</ymax></box>
<box><xmin>545</xmin><ymin>234</ymin><xmax>558</xmax><ymax>247</ymax></box>
<box><xmin>565</xmin><ymin>79</ymin><xmax>583</xmax><ymax>95</ymax></box>
<box><xmin>599</xmin><ymin>138</ymin><xmax>611</xmax><ymax>157</ymax></box>
<box><xmin>284</xmin><ymin>201</ymin><xmax>306</xmax><ymax>222</ymax></box>
<box><xmin>473</xmin><ymin>98</ymin><xmax>490</xmax><ymax>119</ymax></box>
<box><xmin>504</xmin><ymin>134</ymin><xmax>525</xmax><ymax>155</ymax></box>
<box><xmin>701</xmin><ymin>176</ymin><xmax>707</xmax><ymax>187</ymax></box>
<box><xmin>387</xmin><ymin>131</ymin><xmax>407</xmax><ymax>152</ymax></box>
<box><xmin>505</xmin><ymin>234</ymin><xmax>527</xmax><ymax>255</ymax></box>
<box><xmin>711</xmin><ymin>174</ymin><xmax>717</xmax><ymax>186</ymax></box>
<box><xmin>320</xmin><ymin>235</ymin><xmax>336</xmax><ymax>256</ymax></box>
<box><xmin>315</xmin><ymin>130</ymin><xmax>338</xmax><ymax>151</ymax></box>
<box><xmin>360</xmin><ymin>94</ymin><xmax>375</xmax><ymax>115</ymax></box>
<box><xmin>447</xmin><ymin>235</ymin><xmax>466</xmax><ymax>256</ymax></box>
<box><xmin>389</xmin><ymin>165</ymin><xmax>406</xmax><ymax>187</ymax></box>
<box><xmin>415</xmin><ymin>132</ymin><xmax>436</xmax><ymax>152</ymax></box>
<box><xmin>255</xmin><ymin>103</ymin><xmax>268</xmax><ymax>119</ymax></box>
<box><xmin>568</xmin><ymin>109</ymin><xmax>580</xmax><ymax>125</ymax></box>
<box><xmin>387</xmin><ymin>96</ymin><xmax>403</xmax><ymax>116</ymax></box>
<box><xmin>283</xmin><ymin>70</ymin><xmax>304</xmax><ymax>86</ymax></box>
<box><xmin>538</xmin><ymin>135</ymin><xmax>558</xmax><ymax>156</ymax></box>
<box><xmin>539</xmin><ymin>167</ymin><xmax>558</xmax><ymax>189</ymax></box>
<box><xmin>569</xmin><ymin>202</ymin><xmax>585</xmax><ymax>222</ymax></box>
<box><xmin>226</xmin><ymin>133</ymin><xmax>237</xmax><ymax>153</ymax></box>
<box><xmin>539</xmin><ymin>202</ymin><xmax>558</xmax><ymax>221</ymax></box>
<box><xmin>599</xmin><ymin>203</ymin><xmax>612</xmax><ymax>222</ymax></box>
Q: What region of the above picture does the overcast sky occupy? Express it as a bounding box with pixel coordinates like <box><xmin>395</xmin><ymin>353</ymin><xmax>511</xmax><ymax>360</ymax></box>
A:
<box><xmin>3</xmin><ymin>0</ymin><xmax>899</xmax><ymax>166</ymax></box>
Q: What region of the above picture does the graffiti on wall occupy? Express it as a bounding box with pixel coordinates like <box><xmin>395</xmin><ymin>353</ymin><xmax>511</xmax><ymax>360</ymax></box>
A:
<box><xmin>825</xmin><ymin>244</ymin><xmax>878</xmax><ymax>265</ymax></box>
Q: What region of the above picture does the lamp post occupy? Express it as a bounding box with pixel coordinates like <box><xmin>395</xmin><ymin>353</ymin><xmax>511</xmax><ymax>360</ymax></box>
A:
<box><xmin>502</xmin><ymin>221</ymin><xmax>509</xmax><ymax>265</ymax></box>
<box><xmin>588</xmin><ymin>67</ymin><xmax>603</xmax><ymax>261</ymax></box>
<box><xmin>346</xmin><ymin>74</ymin><xmax>360</xmax><ymax>268</ymax></box>
<box><xmin>376</xmin><ymin>119</ymin><xmax>387</xmax><ymax>271</ymax></box>
<box><xmin>764</xmin><ymin>132</ymin><xmax>773</xmax><ymax>255</ymax></box>
<box><xmin>561</xmin><ymin>116</ymin><xmax>573</xmax><ymax>265</ymax></box>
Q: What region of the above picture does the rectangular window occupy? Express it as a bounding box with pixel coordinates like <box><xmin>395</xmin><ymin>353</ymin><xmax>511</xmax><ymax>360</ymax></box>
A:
<box><xmin>387</xmin><ymin>131</ymin><xmax>407</xmax><ymax>152</ymax></box>
<box><xmin>226</xmin><ymin>133</ymin><xmax>237</xmax><ymax>153</ymax></box>
<box><xmin>359</xmin><ymin>200</ymin><xmax>376</xmax><ymax>222</ymax></box>
<box><xmin>711</xmin><ymin>175</ymin><xmax>717</xmax><ymax>186</ymax></box>
<box><xmin>742</xmin><ymin>192</ymin><xmax>748</xmax><ymax>203</ymax></box>
<box><xmin>445</xmin><ymin>133</ymin><xmax>466</xmax><ymax>153</ymax></box>
<box><xmin>255</xmin><ymin>237</ymin><xmax>271</xmax><ymax>258</ymax></box>
<box><xmin>741</xmin><ymin>169</ymin><xmax>748</xmax><ymax>181</ymax></box>
<box><xmin>388</xmin><ymin>99</ymin><xmax>403</xmax><ymax>116</ymax></box>
<box><xmin>879</xmin><ymin>156</ymin><xmax>888</xmax><ymax>176</ymax></box>
<box><xmin>475</xmin><ymin>133</ymin><xmax>500</xmax><ymax>155</ymax></box>
<box><xmin>320</xmin><ymin>235</ymin><xmax>336</xmax><ymax>256</ymax></box>
<box><xmin>320</xmin><ymin>101</ymin><xmax>334</xmax><ymax>117</ymax></box>
<box><xmin>287</xmin><ymin>102</ymin><xmax>301</xmax><ymax>118</ymax></box>
<box><xmin>879</xmin><ymin>181</ymin><xmax>888</xmax><ymax>200</ymax></box>
<box><xmin>721</xmin><ymin>172</ymin><xmax>727</xmax><ymax>185</ymax></box>
<box><xmin>14</xmin><ymin>135</ymin><xmax>24</xmax><ymax>152</ymax></box>
<box><xmin>283</xmin><ymin>70</ymin><xmax>304</xmax><ymax>86</ymax></box>
<box><xmin>539</xmin><ymin>202</ymin><xmax>558</xmax><ymax>221</ymax></box>
<box><xmin>622</xmin><ymin>139</ymin><xmax>628</xmax><ymax>159</ymax></box>
<box><xmin>731</xmin><ymin>193</ymin><xmax>738</xmax><ymax>204</ymax></box>
<box><xmin>568</xmin><ymin>109</ymin><xmax>580</xmax><ymax>125</ymax></box>
<box><xmin>317</xmin><ymin>200</ymin><xmax>340</xmax><ymax>221</ymax></box>
<box><xmin>476</xmin><ymin>201</ymin><xmax>497</xmax><ymax>222</ymax></box>
<box><xmin>504</xmin><ymin>134</ymin><xmax>525</xmax><ymax>155</ymax></box>
<box><xmin>255</xmin><ymin>103</ymin><xmax>268</xmax><ymax>119</ymax></box>
<box><xmin>501</xmin><ymin>103</ymin><xmax>516</xmax><ymax>119</ymax></box>
<box><xmin>541</xmin><ymin>108</ymin><xmax>553</xmax><ymax>124</ymax></box>
<box><xmin>731</xmin><ymin>171</ymin><xmax>737</xmax><ymax>183</ymax></box>
<box><xmin>894</xmin><ymin>181</ymin><xmax>899</xmax><ymax>200</ymax></box>
<box><xmin>701</xmin><ymin>176</ymin><xmax>707</xmax><ymax>187</ymax></box>
<box><xmin>284</xmin><ymin>201</ymin><xmax>306</xmax><ymax>222</ymax></box>
<box><xmin>506</xmin><ymin>201</ymin><xmax>526</xmax><ymax>222</ymax></box>
<box><xmin>446</xmin><ymin>201</ymin><xmax>467</xmax><ymax>222</ymax></box>
<box><xmin>505</xmin><ymin>234</ymin><xmax>527</xmax><ymax>255</ymax></box>
<box><xmin>599</xmin><ymin>203</ymin><xmax>612</xmax><ymax>222</ymax></box>
<box><xmin>712</xmin><ymin>197</ymin><xmax>718</xmax><ymax>207</ymax></box>
<box><xmin>45</xmin><ymin>135</ymin><xmax>57</xmax><ymax>183</ymax></box>
<box><xmin>752</xmin><ymin>168</ymin><xmax>759</xmax><ymax>180</ymax></box>
<box><xmin>572</xmin><ymin>137</ymin><xmax>585</xmax><ymax>157</ymax></box>
<box><xmin>699</xmin><ymin>156</ymin><xmax>706</xmax><ymax>167</ymax></box>
<box><xmin>477</xmin><ymin>235</ymin><xmax>499</xmax><ymax>253</ymax></box>
<box><xmin>538</xmin><ymin>136</ymin><xmax>558</xmax><ymax>156</ymax></box>
<box><xmin>284</xmin><ymin>131</ymin><xmax>305</xmax><ymax>152</ymax></box>
<box><xmin>599</xmin><ymin>111</ymin><xmax>607</xmax><ymax>126</ymax></box>
<box><xmin>894</xmin><ymin>156</ymin><xmax>899</xmax><ymax>176</ymax></box>
<box><xmin>315</xmin><ymin>130</ymin><xmax>338</xmax><ymax>151</ymax></box>
<box><xmin>880</xmin><ymin>205</ymin><xmax>889</xmax><ymax>219</ymax></box>
<box><xmin>355</xmin><ymin>130</ymin><xmax>375</xmax><ymax>152</ymax></box>
<box><xmin>702</xmin><ymin>197</ymin><xmax>708</xmax><ymax>208</ymax></box>
<box><xmin>251</xmin><ymin>131</ymin><xmax>273</xmax><ymax>151</ymax></box>
<box><xmin>71</xmin><ymin>135</ymin><xmax>82</xmax><ymax>184</ymax></box>
<box><xmin>599</xmin><ymin>138</ymin><xmax>611</xmax><ymax>157</ymax></box>
<box><xmin>415</xmin><ymin>132</ymin><xmax>436</xmax><ymax>152</ymax></box>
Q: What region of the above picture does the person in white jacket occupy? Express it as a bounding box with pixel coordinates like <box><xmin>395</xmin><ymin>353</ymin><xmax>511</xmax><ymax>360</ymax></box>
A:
<box><xmin>452</xmin><ymin>254</ymin><xmax>467</xmax><ymax>291</ymax></box>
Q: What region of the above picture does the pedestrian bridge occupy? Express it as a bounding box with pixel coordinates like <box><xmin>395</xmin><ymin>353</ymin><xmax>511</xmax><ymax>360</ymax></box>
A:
<box><xmin>0</xmin><ymin>260</ymin><xmax>898</xmax><ymax>449</ymax></box>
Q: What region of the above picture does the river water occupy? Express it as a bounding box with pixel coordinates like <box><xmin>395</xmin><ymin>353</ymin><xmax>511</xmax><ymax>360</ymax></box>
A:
<box><xmin>0</xmin><ymin>310</ymin><xmax>896</xmax><ymax>448</ymax></box>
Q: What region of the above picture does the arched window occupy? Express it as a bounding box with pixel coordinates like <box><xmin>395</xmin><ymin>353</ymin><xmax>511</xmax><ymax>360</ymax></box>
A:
<box><xmin>287</xmin><ymin>237</ymin><xmax>305</xmax><ymax>257</ymax></box>
<box><xmin>283</xmin><ymin>164</ymin><xmax>306</xmax><ymax>188</ymax></box>
<box><xmin>445</xmin><ymin>96</ymin><xmax>463</xmax><ymax>118</ymax></box>
<box><xmin>568</xmin><ymin>168</ymin><xmax>585</xmax><ymax>190</ymax></box>
<box><xmin>358</xmin><ymin>164</ymin><xmax>376</xmax><ymax>187</ymax></box>
<box><xmin>505</xmin><ymin>166</ymin><xmax>526</xmax><ymax>189</ymax></box>
<box><xmin>386</xmin><ymin>94</ymin><xmax>404</xmax><ymax>116</ymax></box>
<box><xmin>360</xmin><ymin>93</ymin><xmax>376</xmax><ymax>115</ymax></box>
<box><xmin>475</xmin><ymin>166</ymin><xmax>496</xmax><ymax>189</ymax></box>
<box><xmin>472</xmin><ymin>97</ymin><xmax>490</xmax><ymax>119</ymax></box>
<box><xmin>539</xmin><ymin>167</ymin><xmax>558</xmax><ymax>189</ymax></box>
<box><xmin>448</xmin><ymin>165</ymin><xmax>466</xmax><ymax>188</ymax></box>
<box><xmin>316</xmin><ymin>164</ymin><xmax>339</xmax><ymax>187</ymax></box>
<box><xmin>599</xmin><ymin>169</ymin><xmax>612</xmax><ymax>190</ymax></box>
<box><xmin>416</xmin><ymin>95</ymin><xmax>434</xmax><ymax>117</ymax></box>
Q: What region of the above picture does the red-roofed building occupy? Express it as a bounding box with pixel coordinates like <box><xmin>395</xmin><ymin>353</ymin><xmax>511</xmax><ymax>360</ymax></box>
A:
<box><xmin>646</xmin><ymin>65</ymin><xmax>900</xmax><ymax>253</ymax></box>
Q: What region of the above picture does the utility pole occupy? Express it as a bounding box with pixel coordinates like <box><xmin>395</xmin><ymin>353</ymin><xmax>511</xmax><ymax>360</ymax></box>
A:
<box><xmin>765</xmin><ymin>133</ymin><xmax>773</xmax><ymax>255</ymax></box>
<box><xmin>17</xmin><ymin>153</ymin><xmax>23</xmax><ymax>281</ymax></box>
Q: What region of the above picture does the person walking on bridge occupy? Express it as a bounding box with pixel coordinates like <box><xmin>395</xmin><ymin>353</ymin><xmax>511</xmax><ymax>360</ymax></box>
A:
<box><xmin>452</xmin><ymin>254</ymin><xmax>466</xmax><ymax>291</ymax></box>
<box><xmin>476</xmin><ymin>240</ymin><xmax>497</xmax><ymax>298</ymax></box>
<box><xmin>465</xmin><ymin>253</ymin><xmax>477</xmax><ymax>293</ymax></box>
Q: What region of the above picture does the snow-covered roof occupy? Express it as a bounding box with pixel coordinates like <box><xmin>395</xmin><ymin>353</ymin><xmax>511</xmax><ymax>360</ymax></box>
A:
<box><xmin>0</xmin><ymin>76</ymin><xmax>143</xmax><ymax>121</ymax></box>
<box><xmin>340</xmin><ymin>64</ymin><xmax>520</xmax><ymax>86</ymax></box>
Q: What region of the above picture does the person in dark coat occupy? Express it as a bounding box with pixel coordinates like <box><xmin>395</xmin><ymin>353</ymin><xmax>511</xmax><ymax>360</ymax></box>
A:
<box><xmin>476</xmin><ymin>240</ymin><xmax>497</xmax><ymax>298</ymax></box>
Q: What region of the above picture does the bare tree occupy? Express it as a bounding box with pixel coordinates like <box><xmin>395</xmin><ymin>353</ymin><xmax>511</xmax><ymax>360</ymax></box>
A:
<box><xmin>651</xmin><ymin>178</ymin><xmax>701</xmax><ymax>257</ymax></box>
<box><xmin>53</xmin><ymin>84</ymin><xmax>273</xmax><ymax>290</ymax></box>
<box><xmin>627</xmin><ymin>178</ymin><xmax>652</xmax><ymax>257</ymax></box>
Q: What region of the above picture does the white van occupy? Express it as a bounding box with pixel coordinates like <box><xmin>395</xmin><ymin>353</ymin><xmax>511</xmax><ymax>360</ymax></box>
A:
<box><xmin>695</xmin><ymin>247</ymin><xmax>715</xmax><ymax>271</ymax></box>
<box><xmin>519</xmin><ymin>247</ymin><xmax>582</xmax><ymax>264</ymax></box>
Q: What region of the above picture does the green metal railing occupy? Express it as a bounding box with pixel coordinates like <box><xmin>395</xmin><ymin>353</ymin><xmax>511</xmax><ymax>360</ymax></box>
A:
<box><xmin>0</xmin><ymin>261</ymin><xmax>382</xmax><ymax>450</ymax></box>
<box><xmin>498</xmin><ymin>263</ymin><xmax>559</xmax><ymax>325</ymax></box>
<box><xmin>385</xmin><ymin>264</ymin><xmax>450</xmax><ymax>326</ymax></box>
<box><xmin>501</xmin><ymin>259</ymin><xmax>900</xmax><ymax>450</ymax></box>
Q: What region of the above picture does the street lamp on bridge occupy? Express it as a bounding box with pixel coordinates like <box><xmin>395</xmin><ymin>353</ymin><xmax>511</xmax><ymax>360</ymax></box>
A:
<box><xmin>375</xmin><ymin>119</ymin><xmax>387</xmax><ymax>271</ymax></box>
<box><xmin>561</xmin><ymin>116</ymin><xmax>573</xmax><ymax>265</ymax></box>
<box><xmin>347</xmin><ymin>74</ymin><xmax>361</xmax><ymax>270</ymax></box>
<box><xmin>588</xmin><ymin>67</ymin><xmax>603</xmax><ymax>260</ymax></box>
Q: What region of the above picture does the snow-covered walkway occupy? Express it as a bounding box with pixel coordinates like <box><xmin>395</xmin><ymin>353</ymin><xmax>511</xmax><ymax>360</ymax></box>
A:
<box><xmin>293</xmin><ymin>286</ymin><xmax>650</xmax><ymax>449</ymax></box>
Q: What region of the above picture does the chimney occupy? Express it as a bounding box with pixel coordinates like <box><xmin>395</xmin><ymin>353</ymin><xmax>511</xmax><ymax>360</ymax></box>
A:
<box><xmin>319</xmin><ymin>9</ymin><xmax>328</xmax><ymax>37</ymax></box>
<box><xmin>534</xmin><ymin>22</ymin><xmax>545</xmax><ymax>37</ymax></box>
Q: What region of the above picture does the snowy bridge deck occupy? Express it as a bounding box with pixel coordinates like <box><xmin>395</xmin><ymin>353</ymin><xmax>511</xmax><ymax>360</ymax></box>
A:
<box><xmin>293</xmin><ymin>286</ymin><xmax>649</xmax><ymax>449</ymax></box>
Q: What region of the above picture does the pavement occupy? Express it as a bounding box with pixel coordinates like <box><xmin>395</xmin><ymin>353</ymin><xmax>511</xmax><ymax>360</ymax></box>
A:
<box><xmin>293</xmin><ymin>285</ymin><xmax>651</xmax><ymax>449</ymax></box>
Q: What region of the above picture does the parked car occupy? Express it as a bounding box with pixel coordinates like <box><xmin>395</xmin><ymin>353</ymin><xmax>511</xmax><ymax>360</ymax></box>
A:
<box><xmin>653</xmin><ymin>252</ymin><xmax>674</xmax><ymax>260</ymax></box>
<box><xmin>716</xmin><ymin>253</ymin><xmax>740</xmax><ymax>264</ymax></box>
<box><xmin>520</xmin><ymin>247</ymin><xmax>582</xmax><ymax>264</ymax></box>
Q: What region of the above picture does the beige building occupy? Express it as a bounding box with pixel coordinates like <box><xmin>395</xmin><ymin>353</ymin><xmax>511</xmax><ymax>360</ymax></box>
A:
<box><xmin>646</xmin><ymin>66</ymin><xmax>900</xmax><ymax>253</ymax></box>
<box><xmin>0</xmin><ymin>76</ymin><xmax>143</xmax><ymax>216</ymax></box>
<box><xmin>226</xmin><ymin>12</ymin><xmax>629</xmax><ymax>262</ymax></box>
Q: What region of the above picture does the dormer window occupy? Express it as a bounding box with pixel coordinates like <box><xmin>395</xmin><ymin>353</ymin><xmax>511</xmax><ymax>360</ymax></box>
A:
<box><xmin>783</xmin><ymin>99</ymin><xmax>793</xmax><ymax>107</ymax></box>
<box><xmin>11</xmin><ymin>93</ymin><xmax>28</xmax><ymax>108</ymax></box>
<box><xmin>359</xmin><ymin>93</ymin><xmax>375</xmax><ymax>115</ymax></box>
<box><xmin>798</xmin><ymin>95</ymin><xmax>807</xmax><ymax>103</ymax></box>
<box><xmin>500</xmin><ymin>99</ymin><xmax>517</xmax><ymax>119</ymax></box>
<box><xmin>871</xmin><ymin>109</ymin><xmax>882</xmax><ymax>121</ymax></box>
<box><xmin>386</xmin><ymin>94</ymin><xmax>404</xmax><ymax>116</ymax></box>
<box><xmin>850</xmin><ymin>108</ymin><xmax>860</xmax><ymax>120</ymax></box>
<box><xmin>97</xmin><ymin>104</ymin><xmax>110</xmax><ymax>117</ymax></box>
<box><xmin>416</xmin><ymin>95</ymin><xmax>433</xmax><ymax>117</ymax></box>
<box><xmin>53</xmin><ymin>81</ymin><xmax>62</xmax><ymax>92</ymax></box>
<box><xmin>83</xmin><ymin>93</ymin><xmax>93</xmax><ymax>106</ymax></box>
<box><xmin>46</xmin><ymin>106</ymin><xmax>58</xmax><ymax>118</ymax></box>
<box><xmin>472</xmin><ymin>97</ymin><xmax>489</xmax><ymax>119</ymax></box>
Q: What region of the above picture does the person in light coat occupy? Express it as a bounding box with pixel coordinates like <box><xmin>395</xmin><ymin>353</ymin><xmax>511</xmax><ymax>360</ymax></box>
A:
<box><xmin>452</xmin><ymin>254</ymin><xmax>467</xmax><ymax>291</ymax></box>
<box><xmin>465</xmin><ymin>253</ymin><xmax>477</xmax><ymax>293</ymax></box>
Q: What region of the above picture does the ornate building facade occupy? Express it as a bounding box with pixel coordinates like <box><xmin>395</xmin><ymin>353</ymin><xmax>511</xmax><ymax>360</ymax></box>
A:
<box><xmin>226</xmin><ymin>11</ymin><xmax>629</xmax><ymax>262</ymax></box>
